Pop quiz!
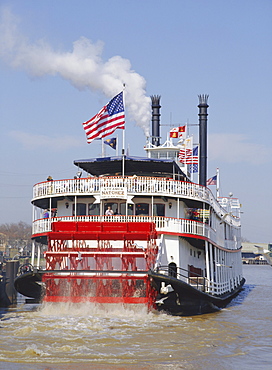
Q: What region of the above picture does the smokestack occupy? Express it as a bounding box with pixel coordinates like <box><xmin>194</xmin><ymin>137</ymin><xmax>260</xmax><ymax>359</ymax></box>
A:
<box><xmin>151</xmin><ymin>95</ymin><xmax>161</xmax><ymax>146</ymax></box>
<box><xmin>198</xmin><ymin>94</ymin><xmax>209</xmax><ymax>186</ymax></box>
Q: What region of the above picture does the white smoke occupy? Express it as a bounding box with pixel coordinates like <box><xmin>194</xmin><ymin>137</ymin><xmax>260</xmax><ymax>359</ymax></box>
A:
<box><xmin>0</xmin><ymin>7</ymin><xmax>151</xmax><ymax>136</ymax></box>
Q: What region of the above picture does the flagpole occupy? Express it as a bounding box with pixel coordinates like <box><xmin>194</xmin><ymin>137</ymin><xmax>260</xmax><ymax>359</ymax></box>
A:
<box><xmin>122</xmin><ymin>84</ymin><xmax>126</xmax><ymax>177</ymax></box>
<box><xmin>101</xmin><ymin>139</ymin><xmax>105</xmax><ymax>157</ymax></box>
<box><xmin>122</xmin><ymin>128</ymin><xmax>125</xmax><ymax>177</ymax></box>
<box><xmin>197</xmin><ymin>144</ymin><xmax>200</xmax><ymax>185</ymax></box>
<box><xmin>216</xmin><ymin>167</ymin><xmax>220</xmax><ymax>200</ymax></box>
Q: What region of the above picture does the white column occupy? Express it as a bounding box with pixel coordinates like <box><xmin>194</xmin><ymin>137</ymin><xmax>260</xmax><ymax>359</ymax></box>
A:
<box><xmin>31</xmin><ymin>241</ymin><xmax>35</xmax><ymax>266</ymax></box>
<box><xmin>37</xmin><ymin>244</ymin><xmax>41</xmax><ymax>269</ymax></box>
<box><xmin>214</xmin><ymin>247</ymin><xmax>218</xmax><ymax>293</ymax></box>
<box><xmin>177</xmin><ymin>198</ymin><xmax>180</xmax><ymax>219</ymax></box>
<box><xmin>205</xmin><ymin>240</ymin><xmax>210</xmax><ymax>292</ymax></box>
<box><xmin>209</xmin><ymin>243</ymin><xmax>214</xmax><ymax>294</ymax></box>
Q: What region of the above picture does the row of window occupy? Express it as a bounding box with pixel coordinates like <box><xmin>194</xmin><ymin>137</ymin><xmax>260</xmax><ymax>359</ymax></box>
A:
<box><xmin>72</xmin><ymin>203</ymin><xmax>166</xmax><ymax>217</ymax></box>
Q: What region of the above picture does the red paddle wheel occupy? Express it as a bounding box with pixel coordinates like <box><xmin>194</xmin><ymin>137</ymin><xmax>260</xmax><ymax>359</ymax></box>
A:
<box><xmin>42</xmin><ymin>221</ymin><xmax>158</xmax><ymax>309</ymax></box>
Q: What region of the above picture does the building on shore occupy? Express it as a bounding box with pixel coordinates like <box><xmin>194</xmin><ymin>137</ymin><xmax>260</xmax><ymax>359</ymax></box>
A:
<box><xmin>241</xmin><ymin>242</ymin><xmax>270</xmax><ymax>264</ymax></box>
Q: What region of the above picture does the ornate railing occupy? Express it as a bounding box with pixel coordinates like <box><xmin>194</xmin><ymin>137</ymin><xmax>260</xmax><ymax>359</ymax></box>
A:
<box><xmin>32</xmin><ymin>215</ymin><xmax>223</xmax><ymax>247</ymax></box>
<box><xmin>32</xmin><ymin>176</ymin><xmax>240</xmax><ymax>227</ymax></box>
<box><xmin>33</xmin><ymin>215</ymin><xmax>209</xmax><ymax>236</ymax></box>
<box><xmin>33</xmin><ymin>177</ymin><xmax>209</xmax><ymax>202</ymax></box>
<box><xmin>154</xmin><ymin>265</ymin><xmax>242</xmax><ymax>296</ymax></box>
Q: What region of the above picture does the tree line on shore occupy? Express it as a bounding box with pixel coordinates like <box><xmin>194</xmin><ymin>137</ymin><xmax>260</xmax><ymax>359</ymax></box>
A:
<box><xmin>0</xmin><ymin>221</ymin><xmax>32</xmax><ymax>251</ymax></box>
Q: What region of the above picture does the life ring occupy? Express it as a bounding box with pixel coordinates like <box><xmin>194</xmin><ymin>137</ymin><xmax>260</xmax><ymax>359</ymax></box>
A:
<box><xmin>19</xmin><ymin>263</ymin><xmax>33</xmax><ymax>274</ymax></box>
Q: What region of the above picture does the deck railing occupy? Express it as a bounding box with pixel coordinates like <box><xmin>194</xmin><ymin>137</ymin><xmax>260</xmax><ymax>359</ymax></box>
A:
<box><xmin>32</xmin><ymin>176</ymin><xmax>240</xmax><ymax>227</ymax></box>
<box><xmin>155</xmin><ymin>265</ymin><xmax>206</xmax><ymax>292</ymax></box>
<box><xmin>33</xmin><ymin>215</ymin><xmax>242</xmax><ymax>251</ymax></box>
<box><xmin>155</xmin><ymin>265</ymin><xmax>239</xmax><ymax>296</ymax></box>
<box><xmin>33</xmin><ymin>177</ymin><xmax>209</xmax><ymax>202</ymax></box>
<box><xmin>32</xmin><ymin>215</ymin><xmax>212</xmax><ymax>240</ymax></box>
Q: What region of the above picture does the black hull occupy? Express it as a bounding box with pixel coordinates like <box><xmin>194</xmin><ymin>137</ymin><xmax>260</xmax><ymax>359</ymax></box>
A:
<box><xmin>0</xmin><ymin>278</ymin><xmax>10</xmax><ymax>308</ymax></box>
<box><xmin>149</xmin><ymin>270</ymin><xmax>245</xmax><ymax>316</ymax></box>
<box><xmin>14</xmin><ymin>272</ymin><xmax>43</xmax><ymax>300</ymax></box>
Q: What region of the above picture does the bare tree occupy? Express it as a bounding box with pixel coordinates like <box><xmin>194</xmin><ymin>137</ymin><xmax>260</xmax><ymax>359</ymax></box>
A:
<box><xmin>0</xmin><ymin>222</ymin><xmax>32</xmax><ymax>250</ymax></box>
<box><xmin>241</xmin><ymin>236</ymin><xmax>250</xmax><ymax>243</ymax></box>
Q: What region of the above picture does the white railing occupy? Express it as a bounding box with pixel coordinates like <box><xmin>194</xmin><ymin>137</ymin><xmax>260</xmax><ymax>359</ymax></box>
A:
<box><xmin>32</xmin><ymin>176</ymin><xmax>240</xmax><ymax>228</ymax></box>
<box><xmin>33</xmin><ymin>215</ymin><xmax>240</xmax><ymax>251</ymax></box>
<box><xmin>33</xmin><ymin>177</ymin><xmax>209</xmax><ymax>202</ymax></box>
<box><xmin>32</xmin><ymin>215</ymin><xmax>211</xmax><ymax>240</ymax></box>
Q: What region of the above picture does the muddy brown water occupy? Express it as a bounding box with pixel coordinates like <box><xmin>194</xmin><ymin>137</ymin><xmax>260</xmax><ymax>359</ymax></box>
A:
<box><xmin>0</xmin><ymin>264</ymin><xmax>271</xmax><ymax>370</ymax></box>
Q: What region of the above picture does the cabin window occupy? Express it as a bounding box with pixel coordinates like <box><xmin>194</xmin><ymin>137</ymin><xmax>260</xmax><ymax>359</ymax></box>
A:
<box><xmin>104</xmin><ymin>202</ymin><xmax>118</xmax><ymax>215</ymax></box>
<box><xmin>120</xmin><ymin>203</ymin><xmax>134</xmax><ymax>215</ymax></box>
<box><xmin>88</xmin><ymin>203</ymin><xmax>100</xmax><ymax>216</ymax></box>
<box><xmin>135</xmin><ymin>203</ymin><xmax>149</xmax><ymax>216</ymax></box>
<box><xmin>73</xmin><ymin>203</ymin><xmax>86</xmax><ymax>216</ymax></box>
<box><xmin>153</xmin><ymin>203</ymin><xmax>165</xmax><ymax>217</ymax></box>
<box><xmin>188</xmin><ymin>265</ymin><xmax>203</xmax><ymax>278</ymax></box>
<box><xmin>224</xmin><ymin>223</ymin><xmax>231</xmax><ymax>240</ymax></box>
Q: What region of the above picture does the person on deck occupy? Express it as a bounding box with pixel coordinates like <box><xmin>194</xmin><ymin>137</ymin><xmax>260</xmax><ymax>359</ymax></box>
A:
<box><xmin>43</xmin><ymin>209</ymin><xmax>49</xmax><ymax>218</ymax></box>
<box><xmin>105</xmin><ymin>206</ymin><xmax>114</xmax><ymax>216</ymax></box>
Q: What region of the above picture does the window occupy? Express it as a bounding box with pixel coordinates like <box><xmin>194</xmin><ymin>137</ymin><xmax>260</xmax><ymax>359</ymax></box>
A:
<box><xmin>73</xmin><ymin>203</ymin><xmax>86</xmax><ymax>216</ymax></box>
<box><xmin>153</xmin><ymin>203</ymin><xmax>165</xmax><ymax>217</ymax></box>
<box><xmin>88</xmin><ymin>203</ymin><xmax>100</xmax><ymax>216</ymax></box>
<box><xmin>120</xmin><ymin>203</ymin><xmax>134</xmax><ymax>215</ymax></box>
<box><xmin>135</xmin><ymin>203</ymin><xmax>149</xmax><ymax>216</ymax></box>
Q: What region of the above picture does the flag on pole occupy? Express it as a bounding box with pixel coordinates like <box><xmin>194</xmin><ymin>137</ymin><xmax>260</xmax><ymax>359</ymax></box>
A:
<box><xmin>189</xmin><ymin>146</ymin><xmax>199</xmax><ymax>172</ymax></box>
<box><xmin>104</xmin><ymin>137</ymin><xmax>117</xmax><ymax>150</ymax></box>
<box><xmin>206</xmin><ymin>175</ymin><xmax>217</xmax><ymax>185</ymax></box>
<box><xmin>178</xmin><ymin>136</ymin><xmax>193</xmax><ymax>163</ymax></box>
<box><xmin>185</xmin><ymin>145</ymin><xmax>198</xmax><ymax>164</ymax></box>
<box><xmin>170</xmin><ymin>125</ymin><xmax>186</xmax><ymax>138</ymax></box>
<box><xmin>83</xmin><ymin>92</ymin><xmax>125</xmax><ymax>144</ymax></box>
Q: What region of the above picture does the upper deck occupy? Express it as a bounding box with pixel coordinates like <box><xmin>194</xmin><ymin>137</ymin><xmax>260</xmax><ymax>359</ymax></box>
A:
<box><xmin>32</xmin><ymin>175</ymin><xmax>240</xmax><ymax>228</ymax></box>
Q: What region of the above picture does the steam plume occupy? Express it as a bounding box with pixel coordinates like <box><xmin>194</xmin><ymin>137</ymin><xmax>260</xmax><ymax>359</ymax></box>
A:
<box><xmin>0</xmin><ymin>7</ymin><xmax>151</xmax><ymax>136</ymax></box>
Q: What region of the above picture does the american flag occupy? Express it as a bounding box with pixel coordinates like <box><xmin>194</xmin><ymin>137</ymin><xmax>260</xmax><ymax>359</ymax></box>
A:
<box><xmin>206</xmin><ymin>175</ymin><xmax>217</xmax><ymax>185</ymax></box>
<box><xmin>83</xmin><ymin>92</ymin><xmax>125</xmax><ymax>143</ymax></box>
<box><xmin>189</xmin><ymin>146</ymin><xmax>199</xmax><ymax>172</ymax></box>
<box><xmin>179</xmin><ymin>148</ymin><xmax>193</xmax><ymax>163</ymax></box>
<box><xmin>185</xmin><ymin>146</ymin><xmax>198</xmax><ymax>164</ymax></box>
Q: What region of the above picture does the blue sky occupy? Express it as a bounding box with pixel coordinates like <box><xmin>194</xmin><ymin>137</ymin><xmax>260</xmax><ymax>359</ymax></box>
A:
<box><xmin>0</xmin><ymin>0</ymin><xmax>271</xmax><ymax>244</ymax></box>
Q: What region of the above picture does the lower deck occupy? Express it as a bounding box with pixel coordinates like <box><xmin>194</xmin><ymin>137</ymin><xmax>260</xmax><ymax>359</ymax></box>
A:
<box><xmin>29</xmin><ymin>219</ymin><xmax>243</xmax><ymax>302</ymax></box>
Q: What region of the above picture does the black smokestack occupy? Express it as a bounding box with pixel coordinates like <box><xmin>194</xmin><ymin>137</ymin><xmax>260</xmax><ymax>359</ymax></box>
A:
<box><xmin>151</xmin><ymin>95</ymin><xmax>161</xmax><ymax>146</ymax></box>
<box><xmin>198</xmin><ymin>94</ymin><xmax>209</xmax><ymax>186</ymax></box>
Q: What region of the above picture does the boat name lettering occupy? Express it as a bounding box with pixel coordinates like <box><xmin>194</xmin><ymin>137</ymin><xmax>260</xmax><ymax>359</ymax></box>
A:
<box><xmin>100</xmin><ymin>187</ymin><xmax>127</xmax><ymax>199</ymax></box>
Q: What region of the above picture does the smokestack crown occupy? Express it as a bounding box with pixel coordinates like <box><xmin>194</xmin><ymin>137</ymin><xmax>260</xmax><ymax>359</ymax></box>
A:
<box><xmin>198</xmin><ymin>94</ymin><xmax>209</xmax><ymax>106</ymax></box>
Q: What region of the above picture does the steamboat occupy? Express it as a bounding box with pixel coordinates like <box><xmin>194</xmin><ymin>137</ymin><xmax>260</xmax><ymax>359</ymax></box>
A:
<box><xmin>15</xmin><ymin>94</ymin><xmax>245</xmax><ymax>315</ymax></box>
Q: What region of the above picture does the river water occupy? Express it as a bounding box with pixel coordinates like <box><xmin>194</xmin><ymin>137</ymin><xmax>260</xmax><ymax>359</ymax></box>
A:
<box><xmin>0</xmin><ymin>264</ymin><xmax>271</xmax><ymax>370</ymax></box>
